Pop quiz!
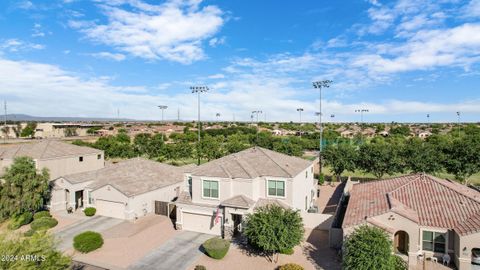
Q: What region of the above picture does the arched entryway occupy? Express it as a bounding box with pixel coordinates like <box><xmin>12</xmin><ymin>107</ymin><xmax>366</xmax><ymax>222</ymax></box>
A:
<box><xmin>394</xmin><ymin>231</ymin><xmax>409</xmax><ymax>255</ymax></box>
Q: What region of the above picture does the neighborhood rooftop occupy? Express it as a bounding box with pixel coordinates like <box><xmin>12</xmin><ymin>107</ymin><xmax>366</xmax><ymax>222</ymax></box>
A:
<box><xmin>343</xmin><ymin>173</ymin><xmax>480</xmax><ymax>236</ymax></box>
<box><xmin>191</xmin><ymin>146</ymin><xmax>313</xmax><ymax>179</ymax></box>
<box><xmin>0</xmin><ymin>140</ymin><xmax>101</xmax><ymax>160</ymax></box>
<box><xmin>62</xmin><ymin>158</ymin><xmax>190</xmax><ymax>197</ymax></box>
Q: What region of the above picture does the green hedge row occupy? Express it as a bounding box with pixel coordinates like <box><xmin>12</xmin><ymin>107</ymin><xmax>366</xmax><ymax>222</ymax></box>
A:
<box><xmin>30</xmin><ymin>217</ymin><xmax>58</xmax><ymax>231</ymax></box>
<box><xmin>8</xmin><ymin>212</ymin><xmax>33</xmax><ymax>230</ymax></box>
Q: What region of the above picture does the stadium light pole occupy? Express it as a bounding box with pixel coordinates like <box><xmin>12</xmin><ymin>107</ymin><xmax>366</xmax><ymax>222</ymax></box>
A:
<box><xmin>252</xmin><ymin>110</ymin><xmax>262</xmax><ymax>144</ymax></box>
<box><xmin>158</xmin><ymin>105</ymin><xmax>168</xmax><ymax>123</ymax></box>
<box><xmin>456</xmin><ymin>111</ymin><xmax>461</xmax><ymax>137</ymax></box>
<box><xmin>313</xmin><ymin>80</ymin><xmax>332</xmax><ymax>175</ymax></box>
<box><xmin>355</xmin><ymin>109</ymin><xmax>369</xmax><ymax>124</ymax></box>
<box><xmin>216</xmin><ymin>113</ymin><xmax>221</xmax><ymax>122</ymax></box>
<box><xmin>190</xmin><ymin>86</ymin><xmax>209</xmax><ymax>165</ymax></box>
<box><xmin>297</xmin><ymin>108</ymin><xmax>304</xmax><ymax>123</ymax></box>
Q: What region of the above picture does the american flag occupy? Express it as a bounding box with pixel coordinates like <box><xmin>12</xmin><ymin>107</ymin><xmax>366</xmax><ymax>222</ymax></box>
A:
<box><xmin>214</xmin><ymin>208</ymin><xmax>220</xmax><ymax>224</ymax></box>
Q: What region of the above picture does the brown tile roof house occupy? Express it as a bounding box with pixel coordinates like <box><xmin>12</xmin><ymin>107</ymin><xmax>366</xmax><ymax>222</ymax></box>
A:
<box><xmin>343</xmin><ymin>174</ymin><xmax>480</xmax><ymax>236</ymax></box>
<box><xmin>191</xmin><ymin>146</ymin><xmax>312</xmax><ymax>179</ymax></box>
<box><xmin>0</xmin><ymin>140</ymin><xmax>100</xmax><ymax>160</ymax></box>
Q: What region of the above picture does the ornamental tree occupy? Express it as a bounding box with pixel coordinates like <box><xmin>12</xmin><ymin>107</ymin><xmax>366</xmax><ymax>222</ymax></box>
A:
<box><xmin>343</xmin><ymin>225</ymin><xmax>405</xmax><ymax>270</ymax></box>
<box><xmin>243</xmin><ymin>205</ymin><xmax>304</xmax><ymax>262</ymax></box>
<box><xmin>0</xmin><ymin>157</ymin><xmax>49</xmax><ymax>220</ymax></box>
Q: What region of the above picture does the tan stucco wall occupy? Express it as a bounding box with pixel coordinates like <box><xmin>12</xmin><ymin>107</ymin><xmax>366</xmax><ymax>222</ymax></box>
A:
<box><xmin>291</xmin><ymin>165</ymin><xmax>316</xmax><ymax>211</ymax></box>
<box><xmin>456</xmin><ymin>232</ymin><xmax>480</xmax><ymax>270</ymax></box>
<box><xmin>37</xmin><ymin>152</ymin><xmax>104</xmax><ymax>180</ymax></box>
<box><xmin>49</xmin><ymin>177</ymin><xmax>94</xmax><ymax>211</ymax></box>
<box><xmin>127</xmin><ymin>182</ymin><xmax>181</xmax><ymax>219</ymax></box>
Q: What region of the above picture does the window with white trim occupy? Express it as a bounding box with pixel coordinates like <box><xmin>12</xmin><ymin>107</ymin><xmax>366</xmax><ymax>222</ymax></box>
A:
<box><xmin>422</xmin><ymin>231</ymin><xmax>446</xmax><ymax>253</ymax></box>
<box><xmin>203</xmin><ymin>180</ymin><xmax>219</xmax><ymax>199</ymax></box>
<box><xmin>268</xmin><ymin>180</ymin><xmax>285</xmax><ymax>197</ymax></box>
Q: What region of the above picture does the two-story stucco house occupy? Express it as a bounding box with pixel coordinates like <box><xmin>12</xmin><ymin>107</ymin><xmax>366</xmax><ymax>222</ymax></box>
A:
<box><xmin>0</xmin><ymin>140</ymin><xmax>104</xmax><ymax>180</ymax></box>
<box><xmin>342</xmin><ymin>174</ymin><xmax>480</xmax><ymax>270</ymax></box>
<box><xmin>175</xmin><ymin>147</ymin><xmax>317</xmax><ymax>238</ymax></box>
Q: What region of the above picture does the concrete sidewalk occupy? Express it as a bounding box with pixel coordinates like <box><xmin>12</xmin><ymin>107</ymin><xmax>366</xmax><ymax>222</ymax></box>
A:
<box><xmin>128</xmin><ymin>231</ymin><xmax>212</xmax><ymax>270</ymax></box>
<box><xmin>55</xmin><ymin>215</ymin><xmax>125</xmax><ymax>251</ymax></box>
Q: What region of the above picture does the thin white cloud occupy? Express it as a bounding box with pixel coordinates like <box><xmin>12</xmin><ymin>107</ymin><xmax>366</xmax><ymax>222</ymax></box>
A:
<box><xmin>0</xmin><ymin>39</ymin><xmax>45</xmax><ymax>53</ymax></box>
<box><xmin>89</xmin><ymin>52</ymin><xmax>126</xmax><ymax>61</ymax></box>
<box><xmin>69</xmin><ymin>0</ymin><xmax>225</xmax><ymax>64</ymax></box>
<box><xmin>1</xmin><ymin>57</ymin><xmax>479</xmax><ymax>122</ymax></box>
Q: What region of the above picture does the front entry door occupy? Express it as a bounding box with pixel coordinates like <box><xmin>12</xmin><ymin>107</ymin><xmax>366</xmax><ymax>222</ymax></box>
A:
<box><xmin>75</xmin><ymin>190</ymin><xmax>84</xmax><ymax>209</ymax></box>
<box><xmin>232</xmin><ymin>214</ymin><xmax>243</xmax><ymax>236</ymax></box>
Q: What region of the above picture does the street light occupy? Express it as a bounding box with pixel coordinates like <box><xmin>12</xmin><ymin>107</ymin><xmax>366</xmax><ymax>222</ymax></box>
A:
<box><xmin>297</xmin><ymin>108</ymin><xmax>304</xmax><ymax>123</ymax></box>
<box><xmin>330</xmin><ymin>114</ymin><xmax>335</xmax><ymax>123</ymax></box>
<box><xmin>313</xmin><ymin>80</ymin><xmax>332</xmax><ymax>174</ymax></box>
<box><xmin>158</xmin><ymin>105</ymin><xmax>168</xmax><ymax>123</ymax></box>
<box><xmin>355</xmin><ymin>109</ymin><xmax>369</xmax><ymax>124</ymax></box>
<box><xmin>190</xmin><ymin>85</ymin><xmax>209</xmax><ymax>165</ymax></box>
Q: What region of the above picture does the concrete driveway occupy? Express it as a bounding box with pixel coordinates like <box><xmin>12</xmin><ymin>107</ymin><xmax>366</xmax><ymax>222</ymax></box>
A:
<box><xmin>55</xmin><ymin>215</ymin><xmax>125</xmax><ymax>251</ymax></box>
<box><xmin>129</xmin><ymin>231</ymin><xmax>212</xmax><ymax>270</ymax></box>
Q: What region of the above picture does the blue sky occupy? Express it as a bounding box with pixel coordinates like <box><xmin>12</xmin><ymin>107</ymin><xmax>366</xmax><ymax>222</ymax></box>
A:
<box><xmin>0</xmin><ymin>0</ymin><xmax>479</xmax><ymax>122</ymax></box>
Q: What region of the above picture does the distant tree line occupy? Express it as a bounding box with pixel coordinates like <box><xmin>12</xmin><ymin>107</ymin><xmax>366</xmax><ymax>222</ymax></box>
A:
<box><xmin>72</xmin><ymin>124</ymin><xmax>480</xmax><ymax>185</ymax></box>
<box><xmin>323</xmin><ymin>125</ymin><xmax>480</xmax><ymax>184</ymax></box>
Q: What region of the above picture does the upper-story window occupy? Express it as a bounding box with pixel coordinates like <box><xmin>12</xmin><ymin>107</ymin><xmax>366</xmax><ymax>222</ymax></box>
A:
<box><xmin>97</xmin><ymin>154</ymin><xmax>102</xmax><ymax>159</ymax></box>
<box><xmin>422</xmin><ymin>231</ymin><xmax>446</xmax><ymax>253</ymax></box>
<box><xmin>268</xmin><ymin>180</ymin><xmax>285</xmax><ymax>197</ymax></box>
<box><xmin>79</xmin><ymin>156</ymin><xmax>83</xmax><ymax>162</ymax></box>
<box><xmin>203</xmin><ymin>180</ymin><xmax>219</xmax><ymax>199</ymax></box>
<box><xmin>305</xmin><ymin>171</ymin><xmax>308</xmax><ymax>178</ymax></box>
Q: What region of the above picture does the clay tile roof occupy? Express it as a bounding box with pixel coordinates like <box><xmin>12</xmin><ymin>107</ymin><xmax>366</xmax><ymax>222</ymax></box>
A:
<box><xmin>0</xmin><ymin>140</ymin><xmax>101</xmax><ymax>160</ymax></box>
<box><xmin>343</xmin><ymin>174</ymin><xmax>480</xmax><ymax>236</ymax></box>
<box><xmin>221</xmin><ymin>195</ymin><xmax>256</xmax><ymax>209</ymax></box>
<box><xmin>191</xmin><ymin>147</ymin><xmax>312</xmax><ymax>179</ymax></box>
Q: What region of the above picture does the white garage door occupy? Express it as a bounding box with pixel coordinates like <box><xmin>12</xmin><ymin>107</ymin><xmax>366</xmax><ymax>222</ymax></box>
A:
<box><xmin>95</xmin><ymin>199</ymin><xmax>126</xmax><ymax>219</ymax></box>
<box><xmin>182</xmin><ymin>212</ymin><xmax>222</xmax><ymax>235</ymax></box>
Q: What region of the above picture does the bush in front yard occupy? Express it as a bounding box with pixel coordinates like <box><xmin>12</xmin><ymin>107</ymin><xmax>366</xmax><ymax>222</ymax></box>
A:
<box><xmin>244</xmin><ymin>205</ymin><xmax>304</xmax><ymax>256</ymax></box>
<box><xmin>8</xmin><ymin>212</ymin><xmax>33</xmax><ymax>230</ymax></box>
<box><xmin>343</xmin><ymin>225</ymin><xmax>393</xmax><ymax>270</ymax></box>
<box><xmin>194</xmin><ymin>265</ymin><xmax>206</xmax><ymax>270</ymax></box>
<box><xmin>202</xmin><ymin>237</ymin><xmax>230</xmax><ymax>259</ymax></box>
<box><xmin>279</xmin><ymin>263</ymin><xmax>304</xmax><ymax>270</ymax></box>
<box><xmin>391</xmin><ymin>255</ymin><xmax>408</xmax><ymax>270</ymax></box>
<box><xmin>33</xmin><ymin>210</ymin><xmax>51</xmax><ymax>220</ymax></box>
<box><xmin>279</xmin><ymin>248</ymin><xmax>294</xmax><ymax>255</ymax></box>
<box><xmin>83</xmin><ymin>207</ymin><xmax>96</xmax><ymax>217</ymax></box>
<box><xmin>24</xmin><ymin>229</ymin><xmax>36</xmax><ymax>237</ymax></box>
<box><xmin>73</xmin><ymin>231</ymin><xmax>104</xmax><ymax>253</ymax></box>
<box><xmin>30</xmin><ymin>217</ymin><xmax>58</xmax><ymax>231</ymax></box>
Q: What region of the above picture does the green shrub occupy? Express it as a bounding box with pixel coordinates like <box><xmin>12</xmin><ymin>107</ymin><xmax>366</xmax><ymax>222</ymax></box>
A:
<box><xmin>84</xmin><ymin>207</ymin><xmax>96</xmax><ymax>217</ymax></box>
<box><xmin>279</xmin><ymin>263</ymin><xmax>304</xmax><ymax>270</ymax></box>
<box><xmin>392</xmin><ymin>255</ymin><xmax>408</xmax><ymax>270</ymax></box>
<box><xmin>194</xmin><ymin>266</ymin><xmax>206</xmax><ymax>270</ymax></box>
<box><xmin>202</xmin><ymin>237</ymin><xmax>230</xmax><ymax>259</ymax></box>
<box><xmin>8</xmin><ymin>212</ymin><xmax>33</xmax><ymax>230</ymax></box>
<box><xmin>30</xmin><ymin>217</ymin><xmax>58</xmax><ymax>231</ymax></box>
<box><xmin>33</xmin><ymin>210</ymin><xmax>51</xmax><ymax>220</ymax></box>
<box><xmin>73</xmin><ymin>231</ymin><xmax>104</xmax><ymax>253</ymax></box>
<box><xmin>279</xmin><ymin>248</ymin><xmax>294</xmax><ymax>255</ymax></box>
<box><xmin>318</xmin><ymin>173</ymin><xmax>325</xmax><ymax>185</ymax></box>
<box><xmin>24</xmin><ymin>229</ymin><xmax>36</xmax><ymax>237</ymax></box>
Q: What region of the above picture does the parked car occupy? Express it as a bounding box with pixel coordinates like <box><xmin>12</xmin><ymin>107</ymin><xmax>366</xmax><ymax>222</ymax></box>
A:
<box><xmin>472</xmin><ymin>248</ymin><xmax>480</xmax><ymax>265</ymax></box>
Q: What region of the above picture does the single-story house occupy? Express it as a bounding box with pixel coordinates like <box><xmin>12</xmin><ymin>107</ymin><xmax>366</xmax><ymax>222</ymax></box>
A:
<box><xmin>342</xmin><ymin>174</ymin><xmax>480</xmax><ymax>270</ymax></box>
<box><xmin>52</xmin><ymin>158</ymin><xmax>192</xmax><ymax>220</ymax></box>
